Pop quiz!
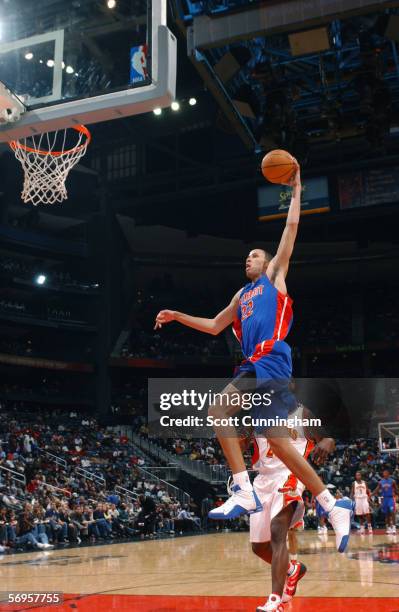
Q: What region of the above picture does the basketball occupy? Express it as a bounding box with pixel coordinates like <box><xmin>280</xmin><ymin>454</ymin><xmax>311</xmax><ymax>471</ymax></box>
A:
<box><xmin>261</xmin><ymin>149</ymin><xmax>297</xmax><ymax>184</ymax></box>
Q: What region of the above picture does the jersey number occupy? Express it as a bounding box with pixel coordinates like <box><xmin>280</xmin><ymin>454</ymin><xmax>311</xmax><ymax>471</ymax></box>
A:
<box><xmin>242</xmin><ymin>300</ymin><xmax>253</xmax><ymax>321</ymax></box>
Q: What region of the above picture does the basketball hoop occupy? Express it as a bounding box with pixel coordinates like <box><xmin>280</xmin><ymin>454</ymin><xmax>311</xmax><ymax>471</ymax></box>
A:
<box><xmin>9</xmin><ymin>125</ymin><xmax>91</xmax><ymax>206</ymax></box>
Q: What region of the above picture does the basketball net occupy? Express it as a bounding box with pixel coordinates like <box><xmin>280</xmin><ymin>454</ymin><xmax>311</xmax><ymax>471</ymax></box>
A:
<box><xmin>9</xmin><ymin>124</ymin><xmax>91</xmax><ymax>206</ymax></box>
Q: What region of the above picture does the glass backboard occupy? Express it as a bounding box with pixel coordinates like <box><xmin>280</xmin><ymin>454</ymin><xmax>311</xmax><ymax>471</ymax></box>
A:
<box><xmin>0</xmin><ymin>0</ymin><xmax>176</xmax><ymax>140</ymax></box>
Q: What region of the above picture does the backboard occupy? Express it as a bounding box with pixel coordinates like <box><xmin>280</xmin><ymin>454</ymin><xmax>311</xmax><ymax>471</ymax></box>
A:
<box><xmin>0</xmin><ymin>0</ymin><xmax>176</xmax><ymax>141</ymax></box>
<box><xmin>378</xmin><ymin>422</ymin><xmax>399</xmax><ymax>454</ymax></box>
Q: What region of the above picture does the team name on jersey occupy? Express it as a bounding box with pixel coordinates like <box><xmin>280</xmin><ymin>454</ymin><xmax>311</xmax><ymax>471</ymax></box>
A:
<box><xmin>240</xmin><ymin>285</ymin><xmax>264</xmax><ymax>304</ymax></box>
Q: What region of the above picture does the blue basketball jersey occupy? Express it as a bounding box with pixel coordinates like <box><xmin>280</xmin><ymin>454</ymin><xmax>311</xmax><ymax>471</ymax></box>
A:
<box><xmin>232</xmin><ymin>274</ymin><xmax>293</xmax><ymax>360</ymax></box>
<box><xmin>380</xmin><ymin>478</ymin><xmax>394</xmax><ymax>498</ymax></box>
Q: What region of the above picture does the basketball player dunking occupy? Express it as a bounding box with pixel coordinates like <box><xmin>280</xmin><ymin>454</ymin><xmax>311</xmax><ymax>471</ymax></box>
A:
<box><xmin>351</xmin><ymin>471</ymin><xmax>373</xmax><ymax>534</ymax></box>
<box><xmin>155</xmin><ymin>162</ymin><xmax>353</xmax><ymax>553</ymax></box>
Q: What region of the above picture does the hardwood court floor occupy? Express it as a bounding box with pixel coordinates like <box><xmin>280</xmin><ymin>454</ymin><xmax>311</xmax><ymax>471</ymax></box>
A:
<box><xmin>0</xmin><ymin>531</ymin><xmax>398</xmax><ymax>611</ymax></box>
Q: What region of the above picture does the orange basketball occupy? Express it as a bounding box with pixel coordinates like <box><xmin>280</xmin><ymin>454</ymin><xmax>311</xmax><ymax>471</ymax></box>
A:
<box><xmin>261</xmin><ymin>149</ymin><xmax>296</xmax><ymax>184</ymax></box>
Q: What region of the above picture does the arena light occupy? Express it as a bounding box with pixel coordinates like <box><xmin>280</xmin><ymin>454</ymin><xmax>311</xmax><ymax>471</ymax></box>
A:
<box><xmin>107</xmin><ymin>0</ymin><xmax>116</xmax><ymax>8</ymax></box>
<box><xmin>153</xmin><ymin>107</ymin><xmax>162</xmax><ymax>116</ymax></box>
<box><xmin>36</xmin><ymin>274</ymin><xmax>47</xmax><ymax>286</ymax></box>
<box><xmin>47</xmin><ymin>59</ymin><xmax>55</xmax><ymax>68</ymax></box>
<box><xmin>66</xmin><ymin>65</ymin><xmax>74</xmax><ymax>74</ymax></box>
<box><xmin>171</xmin><ymin>101</ymin><xmax>180</xmax><ymax>111</ymax></box>
<box><xmin>189</xmin><ymin>97</ymin><xmax>197</xmax><ymax>106</ymax></box>
<box><xmin>25</xmin><ymin>52</ymin><xmax>34</xmax><ymax>61</ymax></box>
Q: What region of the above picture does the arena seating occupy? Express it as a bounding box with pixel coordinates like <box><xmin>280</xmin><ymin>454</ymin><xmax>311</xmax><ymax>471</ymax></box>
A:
<box><xmin>0</xmin><ymin>410</ymin><xmax>201</xmax><ymax>553</ymax></box>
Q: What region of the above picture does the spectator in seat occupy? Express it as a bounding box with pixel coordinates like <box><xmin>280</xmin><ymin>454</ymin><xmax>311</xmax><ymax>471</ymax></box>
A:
<box><xmin>93</xmin><ymin>503</ymin><xmax>113</xmax><ymax>539</ymax></box>
<box><xmin>45</xmin><ymin>501</ymin><xmax>68</xmax><ymax>543</ymax></box>
<box><xmin>16</xmin><ymin>507</ymin><xmax>53</xmax><ymax>550</ymax></box>
<box><xmin>58</xmin><ymin>501</ymin><xmax>80</xmax><ymax>544</ymax></box>
<box><xmin>177</xmin><ymin>506</ymin><xmax>201</xmax><ymax>531</ymax></box>
<box><xmin>83</xmin><ymin>505</ymin><xmax>102</xmax><ymax>541</ymax></box>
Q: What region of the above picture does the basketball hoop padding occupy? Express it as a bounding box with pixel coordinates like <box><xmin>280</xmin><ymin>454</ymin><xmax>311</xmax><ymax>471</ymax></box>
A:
<box><xmin>9</xmin><ymin>125</ymin><xmax>91</xmax><ymax>206</ymax></box>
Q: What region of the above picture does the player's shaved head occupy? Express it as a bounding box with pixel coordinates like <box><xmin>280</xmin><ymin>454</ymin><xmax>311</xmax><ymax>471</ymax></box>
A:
<box><xmin>259</xmin><ymin>248</ymin><xmax>273</xmax><ymax>264</ymax></box>
<box><xmin>245</xmin><ymin>248</ymin><xmax>273</xmax><ymax>280</ymax></box>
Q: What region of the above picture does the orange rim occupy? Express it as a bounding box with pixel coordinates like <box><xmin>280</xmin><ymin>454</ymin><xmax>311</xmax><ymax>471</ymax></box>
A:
<box><xmin>9</xmin><ymin>124</ymin><xmax>91</xmax><ymax>157</ymax></box>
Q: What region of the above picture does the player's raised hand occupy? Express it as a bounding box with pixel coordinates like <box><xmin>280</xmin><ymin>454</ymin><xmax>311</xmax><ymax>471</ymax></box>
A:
<box><xmin>283</xmin><ymin>157</ymin><xmax>301</xmax><ymax>187</ymax></box>
<box><xmin>154</xmin><ymin>309</ymin><xmax>175</xmax><ymax>330</ymax></box>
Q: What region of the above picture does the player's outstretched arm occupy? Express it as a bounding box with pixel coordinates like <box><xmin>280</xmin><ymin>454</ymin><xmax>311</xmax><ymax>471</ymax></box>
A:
<box><xmin>267</xmin><ymin>161</ymin><xmax>301</xmax><ymax>285</ymax></box>
<box><xmin>154</xmin><ymin>289</ymin><xmax>241</xmax><ymax>335</ymax></box>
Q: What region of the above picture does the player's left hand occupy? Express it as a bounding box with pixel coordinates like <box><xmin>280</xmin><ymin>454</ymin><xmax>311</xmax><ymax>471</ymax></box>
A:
<box><xmin>311</xmin><ymin>438</ymin><xmax>335</xmax><ymax>465</ymax></box>
<box><xmin>154</xmin><ymin>309</ymin><xmax>175</xmax><ymax>330</ymax></box>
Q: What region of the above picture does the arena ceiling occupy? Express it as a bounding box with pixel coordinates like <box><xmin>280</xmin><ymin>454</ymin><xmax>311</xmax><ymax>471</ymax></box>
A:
<box><xmin>173</xmin><ymin>0</ymin><xmax>399</xmax><ymax>158</ymax></box>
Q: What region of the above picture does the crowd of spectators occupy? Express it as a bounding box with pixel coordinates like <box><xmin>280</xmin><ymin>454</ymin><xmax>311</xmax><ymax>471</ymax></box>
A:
<box><xmin>0</xmin><ymin>409</ymin><xmax>204</xmax><ymax>554</ymax></box>
<box><xmin>154</xmin><ymin>436</ymin><xmax>226</xmax><ymax>466</ymax></box>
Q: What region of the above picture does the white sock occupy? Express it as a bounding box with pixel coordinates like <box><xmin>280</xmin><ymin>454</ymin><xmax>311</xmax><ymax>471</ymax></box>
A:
<box><xmin>268</xmin><ymin>594</ymin><xmax>281</xmax><ymax>605</ymax></box>
<box><xmin>316</xmin><ymin>489</ymin><xmax>335</xmax><ymax>513</ymax></box>
<box><xmin>287</xmin><ymin>561</ymin><xmax>296</xmax><ymax>575</ymax></box>
<box><xmin>233</xmin><ymin>470</ymin><xmax>253</xmax><ymax>492</ymax></box>
<box><xmin>289</xmin><ymin>554</ymin><xmax>297</xmax><ymax>563</ymax></box>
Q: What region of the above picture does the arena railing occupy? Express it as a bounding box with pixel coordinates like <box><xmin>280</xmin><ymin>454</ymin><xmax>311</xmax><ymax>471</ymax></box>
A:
<box><xmin>37</xmin><ymin>448</ymin><xmax>67</xmax><ymax>469</ymax></box>
<box><xmin>134</xmin><ymin>465</ymin><xmax>190</xmax><ymax>506</ymax></box>
<box><xmin>75</xmin><ymin>467</ymin><xmax>106</xmax><ymax>485</ymax></box>
<box><xmin>132</xmin><ymin>434</ymin><xmax>176</xmax><ymax>463</ymax></box>
<box><xmin>37</xmin><ymin>481</ymin><xmax>72</xmax><ymax>497</ymax></box>
<box><xmin>141</xmin><ymin>466</ymin><xmax>181</xmax><ymax>482</ymax></box>
<box><xmin>0</xmin><ymin>464</ymin><xmax>26</xmax><ymax>487</ymax></box>
<box><xmin>115</xmin><ymin>485</ymin><xmax>139</xmax><ymax>501</ymax></box>
<box><xmin>132</xmin><ymin>434</ymin><xmax>229</xmax><ymax>484</ymax></box>
<box><xmin>177</xmin><ymin>456</ymin><xmax>229</xmax><ymax>484</ymax></box>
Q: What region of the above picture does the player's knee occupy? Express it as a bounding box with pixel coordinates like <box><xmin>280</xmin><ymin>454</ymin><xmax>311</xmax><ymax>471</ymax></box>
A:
<box><xmin>208</xmin><ymin>402</ymin><xmax>224</xmax><ymax>419</ymax></box>
<box><xmin>208</xmin><ymin>395</ymin><xmax>232</xmax><ymax>419</ymax></box>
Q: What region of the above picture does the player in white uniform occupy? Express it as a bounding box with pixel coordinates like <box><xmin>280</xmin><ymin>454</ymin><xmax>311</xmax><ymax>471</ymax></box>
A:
<box><xmin>248</xmin><ymin>404</ymin><xmax>335</xmax><ymax>612</ymax></box>
<box><xmin>351</xmin><ymin>471</ymin><xmax>372</xmax><ymax>534</ymax></box>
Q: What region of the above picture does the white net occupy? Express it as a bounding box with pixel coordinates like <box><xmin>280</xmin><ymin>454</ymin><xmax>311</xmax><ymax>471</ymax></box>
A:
<box><xmin>10</xmin><ymin>125</ymin><xmax>90</xmax><ymax>206</ymax></box>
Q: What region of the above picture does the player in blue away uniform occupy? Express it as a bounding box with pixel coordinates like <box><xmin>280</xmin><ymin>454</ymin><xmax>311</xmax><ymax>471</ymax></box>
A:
<box><xmin>155</xmin><ymin>162</ymin><xmax>353</xmax><ymax>555</ymax></box>
<box><xmin>372</xmin><ymin>469</ymin><xmax>397</xmax><ymax>534</ymax></box>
